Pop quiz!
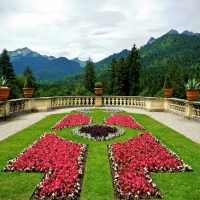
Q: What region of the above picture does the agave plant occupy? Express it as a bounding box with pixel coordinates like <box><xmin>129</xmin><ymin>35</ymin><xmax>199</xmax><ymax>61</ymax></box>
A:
<box><xmin>0</xmin><ymin>76</ymin><xmax>8</xmax><ymax>87</ymax></box>
<box><xmin>185</xmin><ymin>78</ymin><xmax>200</xmax><ymax>89</ymax></box>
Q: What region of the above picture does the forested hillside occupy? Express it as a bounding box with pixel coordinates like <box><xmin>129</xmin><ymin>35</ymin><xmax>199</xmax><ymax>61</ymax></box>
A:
<box><xmin>2</xmin><ymin>31</ymin><xmax>200</xmax><ymax>99</ymax></box>
<box><xmin>139</xmin><ymin>34</ymin><xmax>200</xmax><ymax>96</ymax></box>
<box><xmin>56</xmin><ymin>33</ymin><xmax>200</xmax><ymax>98</ymax></box>
<box><xmin>56</xmin><ymin>49</ymin><xmax>130</xmax><ymax>86</ymax></box>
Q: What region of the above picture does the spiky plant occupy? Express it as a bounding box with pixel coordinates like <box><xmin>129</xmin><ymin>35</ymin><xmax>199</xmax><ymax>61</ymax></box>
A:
<box><xmin>185</xmin><ymin>78</ymin><xmax>200</xmax><ymax>89</ymax></box>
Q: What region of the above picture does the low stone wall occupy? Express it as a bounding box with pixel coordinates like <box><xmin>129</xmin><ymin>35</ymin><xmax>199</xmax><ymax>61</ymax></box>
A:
<box><xmin>0</xmin><ymin>96</ymin><xmax>199</xmax><ymax>121</ymax></box>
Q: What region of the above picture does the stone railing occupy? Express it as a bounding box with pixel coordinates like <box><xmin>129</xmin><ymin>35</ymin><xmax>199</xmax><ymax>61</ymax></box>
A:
<box><xmin>0</xmin><ymin>96</ymin><xmax>199</xmax><ymax>121</ymax></box>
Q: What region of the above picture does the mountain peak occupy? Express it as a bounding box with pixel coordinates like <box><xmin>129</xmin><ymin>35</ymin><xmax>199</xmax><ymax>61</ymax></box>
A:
<box><xmin>166</xmin><ymin>29</ymin><xmax>179</xmax><ymax>35</ymax></box>
<box><xmin>147</xmin><ymin>37</ymin><xmax>156</xmax><ymax>45</ymax></box>
<box><xmin>181</xmin><ymin>30</ymin><xmax>194</xmax><ymax>35</ymax></box>
<box><xmin>71</xmin><ymin>57</ymin><xmax>80</xmax><ymax>63</ymax></box>
<box><xmin>16</xmin><ymin>47</ymin><xmax>32</xmax><ymax>54</ymax></box>
<box><xmin>9</xmin><ymin>47</ymin><xmax>32</xmax><ymax>57</ymax></box>
<box><xmin>181</xmin><ymin>30</ymin><xmax>200</xmax><ymax>37</ymax></box>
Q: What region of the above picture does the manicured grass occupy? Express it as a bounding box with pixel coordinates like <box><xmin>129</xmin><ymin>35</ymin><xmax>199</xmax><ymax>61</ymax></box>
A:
<box><xmin>0</xmin><ymin>109</ymin><xmax>199</xmax><ymax>199</ymax></box>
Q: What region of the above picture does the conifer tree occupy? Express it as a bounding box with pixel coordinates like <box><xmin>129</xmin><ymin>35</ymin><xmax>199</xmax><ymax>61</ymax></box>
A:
<box><xmin>108</xmin><ymin>58</ymin><xmax>117</xmax><ymax>95</ymax></box>
<box><xmin>23</xmin><ymin>66</ymin><xmax>36</xmax><ymax>86</ymax></box>
<box><xmin>126</xmin><ymin>44</ymin><xmax>141</xmax><ymax>96</ymax></box>
<box><xmin>0</xmin><ymin>48</ymin><xmax>15</xmax><ymax>81</ymax></box>
<box><xmin>168</xmin><ymin>62</ymin><xmax>186</xmax><ymax>99</ymax></box>
<box><xmin>84</xmin><ymin>57</ymin><xmax>96</xmax><ymax>93</ymax></box>
<box><xmin>114</xmin><ymin>57</ymin><xmax>126</xmax><ymax>95</ymax></box>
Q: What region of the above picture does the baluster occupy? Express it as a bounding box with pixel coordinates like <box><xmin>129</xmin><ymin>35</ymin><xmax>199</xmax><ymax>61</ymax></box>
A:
<box><xmin>107</xmin><ymin>97</ymin><xmax>110</xmax><ymax>106</ymax></box>
<box><xmin>119</xmin><ymin>98</ymin><xmax>122</xmax><ymax>106</ymax></box>
<box><xmin>111</xmin><ymin>97</ymin><xmax>114</xmax><ymax>106</ymax></box>
<box><xmin>85</xmin><ymin>97</ymin><xmax>88</xmax><ymax>105</ymax></box>
<box><xmin>78</xmin><ymin>98</ymin><xmax>81</xmax><ymax>106</ymax></box>
<box><xmin>74</xmin><ymin>97</ymin><xmax>77</xmax><ymax>106</ymax></box>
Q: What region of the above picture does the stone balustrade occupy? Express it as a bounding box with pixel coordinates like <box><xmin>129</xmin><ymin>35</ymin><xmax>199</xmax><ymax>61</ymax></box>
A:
<box><xmin>0</xmin><ymin>96</ymin><xmax>199</xmax><ymax>121</ymax></box>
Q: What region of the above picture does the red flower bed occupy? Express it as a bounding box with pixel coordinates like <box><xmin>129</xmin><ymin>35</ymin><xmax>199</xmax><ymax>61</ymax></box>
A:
<box><xmin>52</xmin><ymin>113</ymin><xmax>92</xmax><ymax>130</ymax></box>
<box><xmin>104</xmin><ymin>114</ymin><xmax>144</xmax><ymax>129</ymax></box>
<box><xmin>108</xmin><ymin>132</ymin><xmax>193</xmax><ymax>199</ymax></box>
<box><xmin>3</xmin><ymin>133</ymin><xmax>87</xmax><ymax>199</ymax></box>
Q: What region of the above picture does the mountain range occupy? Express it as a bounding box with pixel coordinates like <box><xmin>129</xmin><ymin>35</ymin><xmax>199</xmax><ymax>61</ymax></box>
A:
<box><xmin>4</xmin><ymin>29</ymin><xmax>200</xmax><ymax>81</ymax></box>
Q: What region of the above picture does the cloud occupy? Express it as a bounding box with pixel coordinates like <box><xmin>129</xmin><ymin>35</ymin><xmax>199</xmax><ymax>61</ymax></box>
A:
<box><xmin>0</xmin><ymin>0</ymin><xmax>200</xmax><ymax>62</ymax></box>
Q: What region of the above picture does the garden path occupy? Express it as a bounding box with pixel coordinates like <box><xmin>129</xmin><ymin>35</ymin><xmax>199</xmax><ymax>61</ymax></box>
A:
<box><xmin>0</xmin><ymin>107</ymin><xmax>199</xmax><ymax>144</ymax></box>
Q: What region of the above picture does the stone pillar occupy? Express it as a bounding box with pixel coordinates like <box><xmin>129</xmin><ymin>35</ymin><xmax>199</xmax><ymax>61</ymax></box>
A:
<box><xmin>95</xmin><ymin>96</ymin><xmax>102</xmax><ymax>106</ymax></box>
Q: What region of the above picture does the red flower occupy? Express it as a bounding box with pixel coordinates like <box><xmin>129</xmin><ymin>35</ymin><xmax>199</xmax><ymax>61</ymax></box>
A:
<box><xmin>52</xmin><ymin>113</ymin><xmax>92</xmax><ymax>130</ymax></box>
<box><xmin>3</xmin><ymin>133</ymin><xmax>87</xmax><ymax>199</ymax></box>
<box><xmin>109</xmin><ymin>132</ymin><xmax>193</xmax><ymax>199</ymax></box>
<box><xmin>104</xmin><ymin>114</ymin><xmax>144</xmax><ymax>129</ymax></box>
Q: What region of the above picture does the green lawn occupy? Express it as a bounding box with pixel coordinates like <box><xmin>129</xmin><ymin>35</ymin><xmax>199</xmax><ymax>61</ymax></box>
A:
<box><xmin>0</xmin><ymin>109</ymin><xmax>199</xmax><ymax>200</ymax></box>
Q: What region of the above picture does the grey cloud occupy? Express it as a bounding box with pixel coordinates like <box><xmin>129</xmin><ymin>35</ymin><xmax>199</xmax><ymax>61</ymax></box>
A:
<box><xmin>92</xmin><ymin>30</ymin><xmax>111</xmax><ymax>36</ymax></box>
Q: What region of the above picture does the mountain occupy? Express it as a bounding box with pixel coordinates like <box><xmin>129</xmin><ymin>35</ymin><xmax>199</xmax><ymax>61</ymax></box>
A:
<box><xmin>95</xmin><ymin>49</ymin><xmax>130</xmax><ymax>70</ymax></box>
<box><xmin>145</xmin><ymin>29</ymin><xmax>200</xmax><ymax>47</ymax></box>
<box><xmin>181</xmin><ymin>30</ymin><xmax>200</xmax><ymax>37</ymax></box>
<box><xmin>7</xmin><ymin>47</ymin><xmax>82</xmax><ymax>80</ymax></box>
<box><xmin>5</xmin><ymin>29</ymin><xmax>200</xmax><ymax>84</ymax></box>
<box><xmin>166</xmin><ymin>29</ymin><xmax>179</xmax><ymax>35</ymax></box>
<box><xmin>71</xmin><ymin>57</ymin><xmax>87</xmax><ymax>67</ymax></box>
<box><xmin>56</xmin><ymin>49</ymin><xmax>131</xmax><ymax>86</ymax></box>
<box><xmin>147</xmin><ymin>37</ymin><xmax>156</xmax><ymax>45</ymax></box>
<box><xmin>34</xmin><ymin>57</ymin><xmax>82</xmax><ymax>80</ymax></box>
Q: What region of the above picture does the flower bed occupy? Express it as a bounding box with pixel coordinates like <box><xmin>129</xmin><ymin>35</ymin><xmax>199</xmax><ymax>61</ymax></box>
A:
<box><xmin>108</xmin><ymin>132</ymin><xmax>193</xmax><ymax>199</ymax></box>
<box><xmin>102</xmin><ymin>108</ymin><xmax>121</xmax><ymax>113</ymax></box>
<box><xmin>104</xmin><ymin>114</ymin><xmax>144</xmax><ymax>129</ymax></box>
<box><xmin>3</xmin><ymin>133</ymin><xmax>88</xmax><ymax>199</ymax></box>
<box><xmin>52</xmin><ymin>113</ymin><xmax>92</xmax><ymax>130</ymax></box>
<box><xmin>75</xmin><ymin>108</ymin><xmax>121</xmax><ymax>113</ymax></box>
<box><xmin>76</xmin><ymin>108</ymin><xmax>93</xmax><ymax>113</ymax></box>
<box><xmin>72</xmin><ymin>124</ymin><xmax>125</xmax><ymax>141</ymax></box>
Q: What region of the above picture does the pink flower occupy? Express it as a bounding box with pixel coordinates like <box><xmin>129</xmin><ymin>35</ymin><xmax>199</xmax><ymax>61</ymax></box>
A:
<box><xmin>52</xmin><ymin>113</ymin><xmax>92</xmax><ymax>130</ymax></box>
<box><xmin>3</xmin><ymin>133</ymin><xmax>87</xmax><ymax>199</ymax></box>
<box><xmin>109</xmin><ymin>132</ymin><xmax>193</xmax><ymax>199</ymax></box>
<box><xmin>104</xmin><ymin>114</ymin><xmax>144</xmax><ymax>129</ymax></box>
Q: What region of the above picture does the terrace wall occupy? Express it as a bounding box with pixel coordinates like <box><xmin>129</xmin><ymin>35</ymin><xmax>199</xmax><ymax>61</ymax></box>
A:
<box><xmin>0</xmin><ymin>96</ymin><xmax>200</xmax><ymax>122</ymax></box>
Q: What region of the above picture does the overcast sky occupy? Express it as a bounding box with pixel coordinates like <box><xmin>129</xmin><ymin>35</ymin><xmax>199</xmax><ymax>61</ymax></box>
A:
<box><xmin>0</xmin><ymin>0</ymin><xmax>200</xmax><ymax>62</ymax></box>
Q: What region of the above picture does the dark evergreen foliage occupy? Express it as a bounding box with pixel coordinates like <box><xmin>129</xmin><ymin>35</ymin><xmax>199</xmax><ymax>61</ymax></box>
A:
<box><xmin>23</xmin><ymin>66</ymin><xmax>36</xmax><ymax>87</ymax></box>
<box><xmin>163</xmin><ymin>74</ymin><xmax>172</xmax><ymax>88</ymax></box>
<box><xmin>0</xmin><ymin>49</ymin><xmax>15</xmax><ymax>81</ymax></box>
<box><xmin>126</xmin><ymin>44</ymin><xmax>141</xmax><ymax>96</ymax></box>
<box><xmin>84</xmin><ymin>58</ymin><xmax>96</xmax><ymax>93</ymax></box>
<box><xmin>108</xmin><ymin>58</ymin><xmax>117</xmax><ymax>94</ymax></box>
<box><xmin>114</xmin><ymin>57</ymin><xmax>127</xmax><ymax>95</ymax></box>
<box><xmin>168</xmin><ymin>63</ymin><xmax>186</xmax><ymax>99</ymax></box>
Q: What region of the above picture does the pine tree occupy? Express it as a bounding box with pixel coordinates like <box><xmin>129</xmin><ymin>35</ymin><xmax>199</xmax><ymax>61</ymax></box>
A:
<box><xmin>23</xmin><ymin>66</ymin><xmax>36</xmax><ymax>86</ymax></box>
<box><xmin>114</xmin><ymin>57</ymin><xmax>126</xmax><ymax>95</ymax></box>
<box><xmin>108</xmin><ymin>58</ymin><xmax>117</xmax><ymax>95</ymax></box>
<box><xmin>0</xmin><ymin>48</ymin><xmax>18</xmax><ymax>99</ymax></box>
<box><xmin>0</xmin><ymin>49</ymin><xmax>15</xmax><ymax>81</ymax></box>
<box><xmin>168</xmin><ymin>62</ymin><xmax>186</xmax><ymax>99</ymax></box>
<box><xmin>84</xmin><ymin>58</ymin><xmax>96</xmax><ymax>93</ymax></box>
<box><xmin>126</xmin><ymin>44</ymin><xmax>141</xmax><ymax>96</ymax></box>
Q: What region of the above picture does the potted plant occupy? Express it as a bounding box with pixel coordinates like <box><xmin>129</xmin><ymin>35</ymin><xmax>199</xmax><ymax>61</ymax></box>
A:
<box><xmin>185</xmin><ymin>78</ymin><xmax>200</xmax><ymax>101</ymax></box>
<box><xmin>94</xmin><ymin>82</ymin><xmax>103</xmax><ymax>96</ymax></box>
<box><xmin>0</xmin><ymin>76</ymin><xmax>10</xmax><ymax>101</ymax></box>
<box><xmin>23</xmin><ymin>74</ymin><xmax>34</xmax><ymax>98</ymax></box>
<box><xmin>163</xmin><ymin>75</ymin><xmax>173</xmax><ymax>98</ymax></box>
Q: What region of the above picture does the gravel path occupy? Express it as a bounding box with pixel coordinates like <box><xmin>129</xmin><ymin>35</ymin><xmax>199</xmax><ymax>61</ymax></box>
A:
<box><xmin>0</xmin><ymin>107</ymin><xmax>200</xmax><ymax>144</ymax></box>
